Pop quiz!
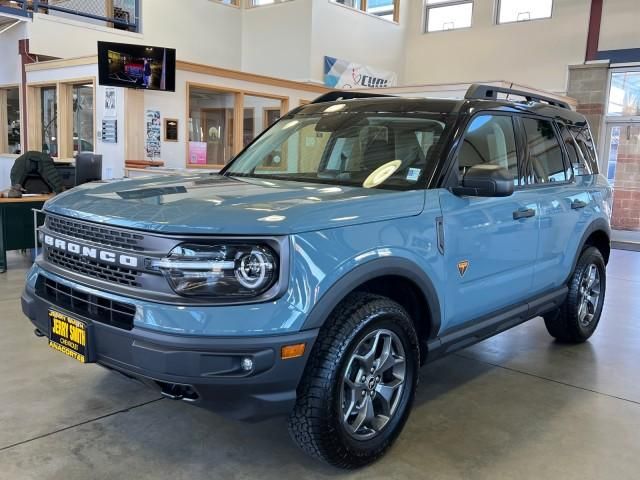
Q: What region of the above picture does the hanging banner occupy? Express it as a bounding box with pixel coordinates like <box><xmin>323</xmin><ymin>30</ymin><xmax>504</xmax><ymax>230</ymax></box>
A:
<box><xmin>324</xmin><ymin>56</ymin><xmax>397</xmax><ymax>89</ymax></box>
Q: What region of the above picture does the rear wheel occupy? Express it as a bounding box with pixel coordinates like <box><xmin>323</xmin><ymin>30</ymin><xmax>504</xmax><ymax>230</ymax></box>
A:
<box><xmin>544</xmin><ymin>247</ymin><xmax>606</xmax><ymax>343</ymax></box>
<box><xmin>288</xmin><ymin>292</ymin><xmax>419</xmax><ymax>469</ymax></box>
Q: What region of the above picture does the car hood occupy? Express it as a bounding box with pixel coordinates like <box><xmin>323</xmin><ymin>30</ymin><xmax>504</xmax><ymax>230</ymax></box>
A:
<box><xmin>44</xmin><ymin>174</ymin><xmax>426</xmax><ymax>235</ymax></box>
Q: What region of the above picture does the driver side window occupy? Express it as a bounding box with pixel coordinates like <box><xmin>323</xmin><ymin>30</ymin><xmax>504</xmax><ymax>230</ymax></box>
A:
<box><xmin>457</xmin><ymin>114</ymin><xmax>520</xmax><ymax>185</ymax></box>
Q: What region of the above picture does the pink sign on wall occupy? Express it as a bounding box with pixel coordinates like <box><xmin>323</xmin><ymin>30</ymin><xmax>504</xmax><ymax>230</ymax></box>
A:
<box><xmin>188</xmin><ymin>142</ymin><xmax>207</xmax><ymax>165</ymax></box>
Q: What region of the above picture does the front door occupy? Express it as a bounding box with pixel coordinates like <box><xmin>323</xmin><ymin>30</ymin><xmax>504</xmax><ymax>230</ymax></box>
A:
<box><xmin>604</xmin><ymin>123</ymin><xmax>640</xmax><ymax>232</ymax></box>
<box><xmin>439</xmin><ymin>113</ymin><xmax>539</xmax><ymax>333</ymax></box>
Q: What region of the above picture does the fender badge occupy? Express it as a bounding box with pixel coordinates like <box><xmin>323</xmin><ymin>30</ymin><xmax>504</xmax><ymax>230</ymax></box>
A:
<box><xmin>457</xmin><ymin>260</ymin><xmax>470</xmax><ymax>277</ymax></box>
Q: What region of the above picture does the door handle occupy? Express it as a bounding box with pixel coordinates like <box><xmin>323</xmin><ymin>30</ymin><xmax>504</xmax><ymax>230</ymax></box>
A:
<box><xmin>571</xmin><ymin>199</ymin><xmax>588</xmax><ymax>210</ymax></box>
<box><xmin>513</xmin><ymin>208</ymin><xmax>536</xmax><ymax>220</ymax></box>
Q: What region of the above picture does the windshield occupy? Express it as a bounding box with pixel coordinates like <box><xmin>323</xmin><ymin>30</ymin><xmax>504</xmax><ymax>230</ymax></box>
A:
<box><xmin>223</xmin><ymin>111</ymin><xmax>454</xmax><ymax>190</ymax></box>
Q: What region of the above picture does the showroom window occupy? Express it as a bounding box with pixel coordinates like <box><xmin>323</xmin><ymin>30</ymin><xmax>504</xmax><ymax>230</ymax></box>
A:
<box><xmin>188</xmin><ymin>86</ymin><xmax>236</xmax><ymax>167</ymax></box>
<box><xmin>331</xmin><ymin>0</ymin><xmax>400</xmax><ymax>22</ymax></box>
<box><xmin>211</xmin><ymin>0</ymin><xmax>240</xmax><ymax>5</ymax></box>
<box><xmin>187</xmin><ymin>84</ymin><xmax>287</xmax><ymax>168</ymax></box>
<box><xmin>248</xmin><ymin>0</ymin><xmax>293</xmax><ymax>7</ymax></box>
<box><xmin>0</xmin><ymin>87</ymin><xmax>20</xmax><ymax>154</ymax></box>
<box><xmin>41</xmin><ymin>86</ymin><xmax>58</xmax><ymax>157</ymax></box>
<box><xmin>607</xmin><ymin>71</ymin><xmax>640</xmax><ymax>117</ymax></box>
<box><xmin>497</xmin><ymin>0</ymin><xmax>553</xmax><ymax>24</ymax></box>
<box><xmin>243</xmin><ymin>96</ymin><xmax>281</xmax><ymax>148</ymax></box>
<box><xmin>425</xmin><ymin>0</ymin><xmax>473</xmax><ymax>33</ymax></box>
<box><xmin>72</xmin><ymin>84</ymin><xmax>94</xmax><ymax>155</ymax></box>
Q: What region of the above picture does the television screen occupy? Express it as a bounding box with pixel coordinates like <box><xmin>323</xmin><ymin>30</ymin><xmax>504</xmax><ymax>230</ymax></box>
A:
<box><xmin>98</xmin><ymin>41</ymin><xmax>176</xmax><ymax>92</ymax></box>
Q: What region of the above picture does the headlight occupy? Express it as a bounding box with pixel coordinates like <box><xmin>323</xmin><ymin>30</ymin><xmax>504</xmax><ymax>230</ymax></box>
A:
<box><xmin>150</xmin><ymin>243</ymin><xmax>278</xmax><ymax>298</ymax></box>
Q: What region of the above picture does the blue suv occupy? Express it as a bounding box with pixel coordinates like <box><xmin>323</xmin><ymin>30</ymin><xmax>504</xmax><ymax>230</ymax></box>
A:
<box><xmin>21</xmin><ymin>85</ymin><xmax>612</xmax><ymax>468</ymax></box>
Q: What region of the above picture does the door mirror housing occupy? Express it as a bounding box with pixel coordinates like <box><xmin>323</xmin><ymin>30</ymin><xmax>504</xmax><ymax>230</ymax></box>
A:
<box><xmin>452</xmin><ymin>164</ymin><xmax>515</xmax><ymax>197</ymax></box>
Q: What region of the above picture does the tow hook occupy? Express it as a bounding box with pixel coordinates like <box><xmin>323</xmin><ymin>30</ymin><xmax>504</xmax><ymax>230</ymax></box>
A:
<box><xmin>158</xmin><ymin>383</ymin><xmax>199</xmax><ymax>402</ymax></box>
<box><xmin>34</xmin><ymin>328</ymin><xmax>45</xmax><ymax>337</ymax></box>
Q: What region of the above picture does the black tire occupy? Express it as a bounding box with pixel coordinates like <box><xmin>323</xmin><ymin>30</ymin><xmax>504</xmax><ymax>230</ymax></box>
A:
<box><xmin>288</xmin><ymin>292</ymin><xmax>419</xmax><ymax>469</ymax></box>
<box><xmin>543</xmin><ymin>246</ymin><xmax>606</xmax><ymax>343</ymax></box>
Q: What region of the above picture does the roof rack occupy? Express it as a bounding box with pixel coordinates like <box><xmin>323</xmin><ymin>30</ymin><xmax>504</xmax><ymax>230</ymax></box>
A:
<box><xmin>465</xmin><ymin>83</ymin><xmax>571</xmax><ymax>110</ymax></box>
<box><xmin>310</xmin><ymin>90</ymin><xmax>395</xmax><ymax>104</ymax></box>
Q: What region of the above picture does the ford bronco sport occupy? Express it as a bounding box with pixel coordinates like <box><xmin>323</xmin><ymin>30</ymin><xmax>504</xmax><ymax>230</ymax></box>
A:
<box><xmin>22</xmin><ymin>84</ymin><xmax>612</xmax><ymax>468</ymax></box>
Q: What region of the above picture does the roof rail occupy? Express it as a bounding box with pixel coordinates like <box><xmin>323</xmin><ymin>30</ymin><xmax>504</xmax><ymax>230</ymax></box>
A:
<box><xmin>464</xmin><ymin>83</ymin><xmax>571</xmax><ymax>110</ymax></box>
<box><xmin>310</xmin><ymin>90</ymin><xmax>395</xmax><ymax>104</ymax></box>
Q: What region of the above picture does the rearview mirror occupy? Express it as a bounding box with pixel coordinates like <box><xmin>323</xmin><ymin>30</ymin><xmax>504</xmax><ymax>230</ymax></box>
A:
<box><xmin>452</xmin><ymin>164</ymin><xmax>514</xmax><ymax>197</ymax></box>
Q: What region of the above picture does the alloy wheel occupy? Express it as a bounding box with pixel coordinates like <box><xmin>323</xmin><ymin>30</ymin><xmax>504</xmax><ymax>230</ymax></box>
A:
<box><xmin>340</xmin><ymin>329</ymin><xmax>407</xmax><ymax>441</ymax></box>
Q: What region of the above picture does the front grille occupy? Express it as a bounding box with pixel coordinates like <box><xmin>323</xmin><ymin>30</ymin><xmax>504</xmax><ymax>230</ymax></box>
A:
<box><xmin>46</xmin><ymin>249</ymin><xmax>140</xmax><ymax>287</ymax></box>
<box><xmin>36</xmin><ymin>276</ymin><xmax>136</xmax><ymax>330</ymax></box>
<box><xmin>47</xmin><ymin>215</ymin><xmax>145</xmax><ymax>252</ymax></box>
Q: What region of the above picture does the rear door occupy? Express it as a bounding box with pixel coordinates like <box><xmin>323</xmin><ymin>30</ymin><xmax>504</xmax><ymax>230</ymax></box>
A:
<box><xmin>528</xmin><ymin>118</ymin><xmax>594</xmax><ymax>294</ymax></box>
<box><xmin>439</xmin><ymin>113</ymin><xmax>540</xmax><ymax>333</ymax></box>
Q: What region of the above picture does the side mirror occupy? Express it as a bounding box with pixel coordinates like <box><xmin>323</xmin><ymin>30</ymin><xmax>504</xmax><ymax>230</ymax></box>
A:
<box><xmin>452</xmin><ymin>164</ymin><xmax>514</xmax><ymax>197</ymax></box>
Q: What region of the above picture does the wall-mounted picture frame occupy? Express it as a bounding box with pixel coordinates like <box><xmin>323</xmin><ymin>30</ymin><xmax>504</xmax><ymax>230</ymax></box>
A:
<box><xmin>164</xmin><ymin>118</ymin><xmax>179</xmax><ymax>142</ymax></box>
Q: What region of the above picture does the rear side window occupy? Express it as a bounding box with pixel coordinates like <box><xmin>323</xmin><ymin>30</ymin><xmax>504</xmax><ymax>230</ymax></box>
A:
<box><xmin>556</xmin><ymin>123</ymin><xmax>578</xmax><ymax>180</ymax></box>
<box><xmin>569</xmin><ymin>125</ymin><xmax>598</xmax><ymax>175</ymax></box>
<box><xmin>457</xmin><ymin>114</ymin><xmax>520</xmax><ymax>184</ymax></box>
<box><xmin>522</xmin><ymin>117</ymin><xmax>566</xmax><ymax>184</ymax></box>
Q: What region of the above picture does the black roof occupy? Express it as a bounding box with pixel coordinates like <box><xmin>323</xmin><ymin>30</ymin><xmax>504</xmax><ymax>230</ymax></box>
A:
<box><xmin>299</xmin><ymin>85</ymin><xmax>585</xmax><ymax>125</ymax></box>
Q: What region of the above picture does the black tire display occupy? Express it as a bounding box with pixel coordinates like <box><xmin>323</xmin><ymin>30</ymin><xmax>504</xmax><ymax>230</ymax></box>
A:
<box><xmin>288</xmin><ymin>292</ymin><xmax>419</xmax><ymax>469</ymax></box>
<box><xmin>544</xmin><ymin>246</ymin><xmax>606</xmax><ymax>343</ymax></box>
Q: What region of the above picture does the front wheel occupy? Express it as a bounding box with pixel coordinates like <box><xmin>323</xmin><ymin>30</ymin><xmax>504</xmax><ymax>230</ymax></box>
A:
<box><xmin>288</xmin><ymin>293</ymin><xmax>419</xmax><ymax>469</ymax></box>
<box><xmin>544</xmin><ymin>246</ymin><xmax>606</xmax><ymax>343</ymax></box>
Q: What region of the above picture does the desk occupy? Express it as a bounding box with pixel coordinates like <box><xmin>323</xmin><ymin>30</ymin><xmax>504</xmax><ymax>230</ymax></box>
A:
<box><xmin>0</xmin><ymin>195</ymin><xmax>50</xmax><ymax>272</ymax></box>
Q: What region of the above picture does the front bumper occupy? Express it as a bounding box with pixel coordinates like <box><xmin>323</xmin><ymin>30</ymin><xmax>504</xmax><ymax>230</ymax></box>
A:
<box><xmin>21</xmin><ymin>283</ymin><xmax>318</xmax><ymax>422</ymax></box>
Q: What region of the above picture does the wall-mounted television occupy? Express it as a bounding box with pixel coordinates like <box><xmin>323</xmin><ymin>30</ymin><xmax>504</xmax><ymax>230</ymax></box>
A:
<box><xmin>98</xmin><ymin>41</ymin><xmax>176</xmax><ymax>92</ymax></box>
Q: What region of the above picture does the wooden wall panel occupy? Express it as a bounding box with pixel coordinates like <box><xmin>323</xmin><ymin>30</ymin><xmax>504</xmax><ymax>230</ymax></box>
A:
<box><xmin>124</xmin><ymin>88</ymin><xmax>145</xmax><ymax>160</ymax></box>
<box><xmin>26</xmin><ymin>86</ymin><xmax>42</xmax><ymax>152</ymax></box>
<box><xmin>57</xmin><ymin>83</ymin><xmax>74</xmax><ymax>159</ymax></box>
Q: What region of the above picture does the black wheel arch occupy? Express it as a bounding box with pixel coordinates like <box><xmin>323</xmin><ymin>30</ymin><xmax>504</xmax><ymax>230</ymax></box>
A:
<box><xmin>567</xmin><ymin>218</ymin><xmax>611</xmax><ymax>284</ymax></box>
<box><xmin>301</xmin><ymin>257</ymin><xmax>442</xmax><ymax>344</ymax></box>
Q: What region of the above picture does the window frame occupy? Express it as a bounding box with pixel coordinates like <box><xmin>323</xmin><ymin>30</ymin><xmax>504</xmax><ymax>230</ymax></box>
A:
<box><xmin>495</xmin><ymin>0</ymin><xmax>554</xmax><ymax>26</ymax></box>
<box><xmin>451</xmin><ymin>111</ymin><xmax>525</xmax><ymax>188</ymax></box>
<box><xmin>330</xmin><ymin>0</ymin><xmax>401</xmax><ymax>24</ymax></box>
<box><xmin>185</xmin><ymin>81</ymin><xmax>289</xmax><ymax>169</ymax></box>
<box><xmin>25</xmin><ymin>78</ymin><xmax>96</xmax><ymax>160</ymax></box>
<box><xmin>514</xmin><ymin>114</ymin><xmax>573</xmax><ymax>189</ymax></box>
<box><xmin>247</xmin><ymin>0</ymin><xmax>294</xmax><ymax>8</ymax></box>
<box><xmin>0</xmin><ymin>84</ymin><xmax>21</xmax><ymax>155</ymax></box>
<box><xmin>424</xmin><ymin>0</ymin><xmax>474</xmax><ymax>34</ymax></box>
<box><xmin>209</xmin><ymin>0</ymin><xmax>241</xmax><ymax>7</ymax></box>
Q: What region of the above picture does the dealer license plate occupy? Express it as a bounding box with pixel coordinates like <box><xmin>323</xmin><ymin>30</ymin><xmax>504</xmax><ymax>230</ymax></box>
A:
<box><xmin>48</xmin><ymin>309</ymin><xmax>88</xmax><ymax>363</ymax></box>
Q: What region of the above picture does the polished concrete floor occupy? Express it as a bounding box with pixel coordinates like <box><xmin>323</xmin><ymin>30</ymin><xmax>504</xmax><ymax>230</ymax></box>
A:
<box><xmin>1</xmin><ymin>250</ymin><xmax>639</xmax><ymax>479</ymax></box>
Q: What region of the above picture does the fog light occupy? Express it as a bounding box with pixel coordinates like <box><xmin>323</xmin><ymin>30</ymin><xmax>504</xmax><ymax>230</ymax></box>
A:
<box><xmin>240</xmin><ymin>357</ymin><xmax>254</xmax><ymax>371</ymax></box>
<box><xmin>281</xmin><ymin>343</ymin><xmax>306</xmax><ymax>360</ymax></box>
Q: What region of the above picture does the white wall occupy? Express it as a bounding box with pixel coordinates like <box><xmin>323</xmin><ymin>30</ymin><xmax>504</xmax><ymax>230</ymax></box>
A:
<box><xmin>241</xmin><ymin>1</ymin><xmax>313</xmax><ymax>81</ymax></box>
<box><xmin>27</xmin><ymin>0</ymin><xmax>243</xmax><ymax>69</ymax></box>
<box><xmin>599</xmin><ymin>0</ymin><xmax>640</xmax><ymax>52</ymax></box>
<box><xmin>404</xmin><ymin>0</ymin><xmax>592</xmax><ymax>94</ymax></box>
<box><xmin>309</xmin><ymin>0</ymin><xmax>407</xmax><ymax>84</ymax></box>
<box><xmin>0</xmin><ymin>22</ymin><xmax>27</xmax><ymax>85</ymax></box>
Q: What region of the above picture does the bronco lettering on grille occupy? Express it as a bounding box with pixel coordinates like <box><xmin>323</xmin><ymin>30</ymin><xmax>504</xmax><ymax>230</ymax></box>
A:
<box><xmin>43</xmin><ymin>234</ymin><xmax>139</xmax><ymax>268</ymax></box>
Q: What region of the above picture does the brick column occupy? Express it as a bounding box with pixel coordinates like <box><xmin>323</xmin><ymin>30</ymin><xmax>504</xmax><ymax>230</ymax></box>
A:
<box><xmin>611</xmin><ymin>125</ymin><xmax>640</xmax><ymax>231</ymax></box>
<box><xmin>567</xmin><ymin>63</ymin><xmax>609</xmax><ymax>148</ymax></box>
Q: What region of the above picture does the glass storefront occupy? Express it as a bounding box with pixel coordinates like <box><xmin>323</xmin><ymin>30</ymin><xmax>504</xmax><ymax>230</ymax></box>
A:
<box><xmin>188</xmin><ymin>87</ymin><xmax>236</xmax><ymax>167</ymax></box>
<box><xmin>41</xmin><ymin>86</ymin><xmax>57</xmax><ymax>156</ymax></box>
<box><xmin>72</xmin><ymin>84</ymin><xmax>94</xmax><ymax>154</ymax></box>
<box><xmin>6</xmin><ymin>88</ymin><xmax>20</xmax><ymax>154</ymax></box>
